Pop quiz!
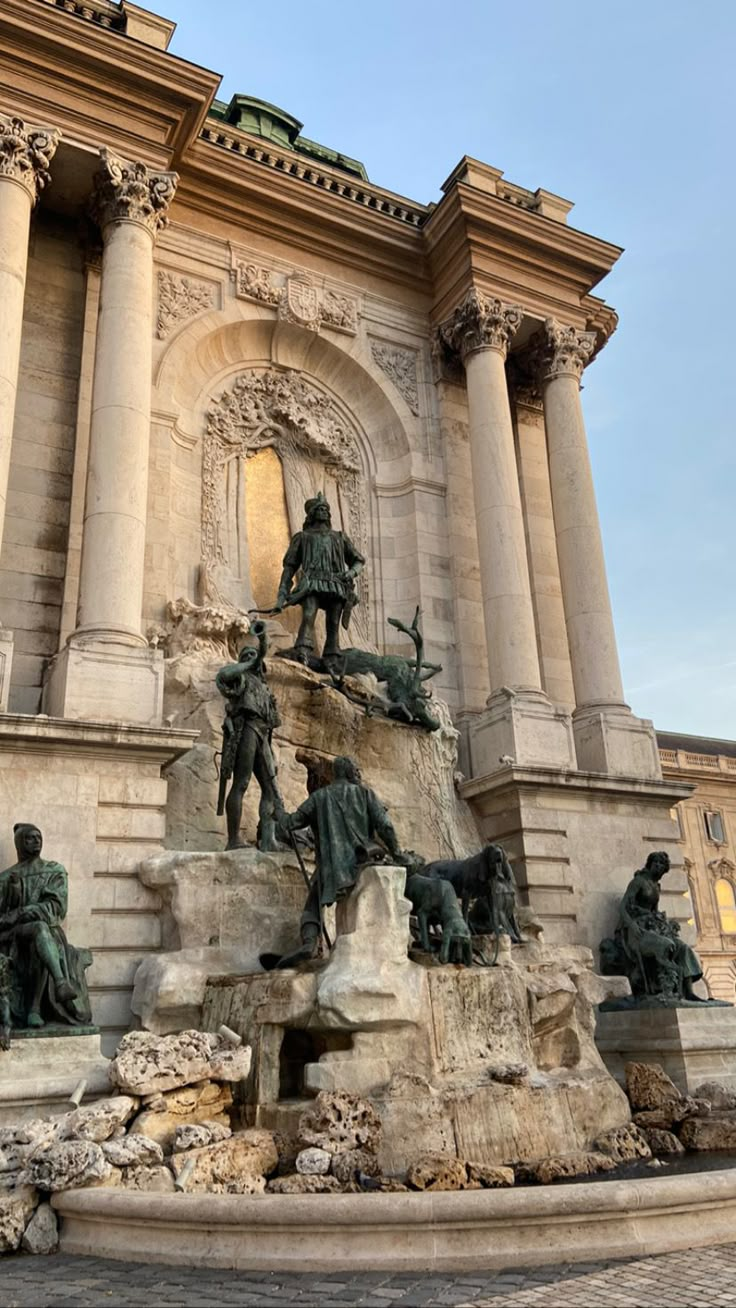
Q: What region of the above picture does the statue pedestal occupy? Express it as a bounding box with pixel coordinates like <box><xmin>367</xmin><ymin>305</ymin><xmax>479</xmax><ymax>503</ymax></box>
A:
<box><xmin>0</xmin><ymin>1030</ymin><xmax>111</xmax><ymax>1124</ymax></box>
<box><xmin>596</xmin><ymin>1005</ymin><xmax>736</xmax><ymax>1096</ymax></box>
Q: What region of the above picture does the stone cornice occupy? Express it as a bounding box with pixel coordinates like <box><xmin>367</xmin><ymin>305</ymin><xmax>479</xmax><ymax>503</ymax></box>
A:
<box><xmin>0</xmin><ymin>112</ymin><xmax>60</xmax><ymax>202</ymax></box>
<box><xmin>437</xmin><ymin>289</ymin><xmax>522</xmax><ymax>365</ymax></box>
<box><xmin>93</xmin><ymin>148</ymin><xmax>178</xmax><ymax>236</ymax></box>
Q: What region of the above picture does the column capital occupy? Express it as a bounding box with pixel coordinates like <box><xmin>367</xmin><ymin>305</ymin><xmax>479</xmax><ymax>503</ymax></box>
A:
<box><xmin>437</xmin><ymin>289</ymin><xmax>523</xmax><ymax>365</ymax></box>
<box><xmin>0</xmin><ymin>113</ymin><xmax>60</xmax><ymax>204</ymax></box>
<box><xmin>536</xmin><ymin>318</ymin><xmax>596</xmax><ymax>383</ymax></box>
<box><xmin>93</xmin><ymin>148</ymin><xmax>178</xmax><ymax>238</ymax></box>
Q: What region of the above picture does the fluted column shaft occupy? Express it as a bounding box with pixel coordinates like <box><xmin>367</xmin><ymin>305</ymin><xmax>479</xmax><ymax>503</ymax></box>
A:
<box><xmin>539</xmin><ymin>320</ymin><xmax>626</xmax><ymax>709</ymax></box>
<box><xmin>0</xmin><ymin>114</ymin><xmax>59</xmax><ymax>557</ymax></box>
<box><xmin>76</xmin><ymin>150</ymin><xmax>177</xmax><ymax>644</ymax></box>
<box><xmin>439</xmin><ymin>290</ymin><xmax>542</xmax><ymax>694</ymax></box>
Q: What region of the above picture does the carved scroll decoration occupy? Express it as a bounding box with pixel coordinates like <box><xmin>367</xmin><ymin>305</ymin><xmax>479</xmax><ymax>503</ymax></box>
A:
<box><xmin>203</xmin><ymin>368</ymin><xmax>370</xmax><ymax>637</ymax></box>
<box><xmin>370</xmin><ymin>341</ymin><xmax>419</xmax><ymax>415</ymax></box>
<box><xmin>156</xmin><ymin>272</ymin><xmax>217</xmax><ymax>339</ymax></box>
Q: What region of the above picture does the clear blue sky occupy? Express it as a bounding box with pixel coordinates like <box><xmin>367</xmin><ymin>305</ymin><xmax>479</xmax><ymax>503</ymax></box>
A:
<box><xmin>162</xmin><ymin>0</ymin><xmax>736</xmax><ymax>740</ymax></box>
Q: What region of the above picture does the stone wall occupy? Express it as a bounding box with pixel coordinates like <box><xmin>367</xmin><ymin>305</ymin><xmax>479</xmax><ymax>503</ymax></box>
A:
<box><xmin>0</xmin><ymin>214</ymin><xmax>84</xmax><ymax>713</ymax></box>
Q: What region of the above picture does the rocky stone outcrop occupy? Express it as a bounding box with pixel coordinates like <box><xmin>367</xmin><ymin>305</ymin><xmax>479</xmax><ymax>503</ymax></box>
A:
<box><xmin>120</xmin><ymin>1165</ymin><xmax>176</xmax><ymax>1194</ymax></box>
<box><xmin>330</xmin><ymin>1149</ymin><xmax>380</xmax><ymax>1184</ymax></box>
<box><xmin>0</xmin><ymin>1186</ymin><xmax>37</xmax><ymax>1254</ymax></box>
<box><xmin>642</xmin><ymin>1128</ymin><xmax>685</xmax><ymax>1156</ymax></box>
<box><xmin>519</xmin><ymin>1152</ymin><xmax>617</xmax><ymax>1184</ymax></box>
<box><xmin>694</xmin><ymin>1080</ymin><xmax>736</xmax><ymax>1111</ymax></box>
<box><xmin>21</xmin><ymin>1202</ymin><xmax>58</xmax><ymax>1255</ymax></box>
<box><xmin>625</xmin><ymin>1062</ymin><xmax>682</xmax><ymax>1111</ymax></box>
<box><xmin>296</xmin><ymin>1147</ymin><xmax>331</xmax><ymax>1176</ymax></box>
<box><xmin>172</xmin><ymin>1122</ymin><xmax>232</xmax><ymax>1153</ymax></box>
<box><xmin>21</xmin><ymin>1140</ymin><xmax>111</xmax><ymax>1193</ymax></box>
<box><xmin>101</xmin><ymin>1135</ymin><xmax>165</xmax><ymax>1169</ymax></box>
<box><xmin>679</xmin><ymin>1114</ymin><xmax>736</xmax><ymax>1151</ymax></box>
<box><xmin>299</xmin><ymin>1092</ymin><xmax>382</xmax><ymax>1158</ymax></box>
<box><xmin>594</xmin><ymin>1124</ymin><xmax>651</xmax><ymax>1162</ymax></box>
<box><xmin>168</xmin><ymin>1129</ymin><xmax>278</xmax><ymax>1193</ymax></box>
<box><xmin>466</xmin><ymin>1163</ymin><xmax>515</xmax><ymax>1189</ymax></box>
<box><xmin>110</xmin><ymin>1030</ymin><xmax>251</xmax><ymax>1096</ymax></box>
<box><xmin>267</xmin><ymin>1174</ymin><xmax>342</xmax><ymax>1194</ymax></box>
<box><xmin>407</xmin><ymin>1154</ymin><xmax>468</xmax><ymax>1191</ymax></box>
<box><xmin>128</xmin><ymin>1082</ymin><xmax>233</xmax><ymax>1153</ymax></box>
<box><xmin>63</xmin><ymin>1097</ymin><xmax>138</xmax><ymax>1143</ymax></box>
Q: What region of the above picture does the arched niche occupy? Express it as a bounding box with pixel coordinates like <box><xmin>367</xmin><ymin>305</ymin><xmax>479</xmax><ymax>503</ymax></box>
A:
<box><xmin>153</xmin><ymin>309</ymin><xmax>415</xmax><ymax>648</ymax></box>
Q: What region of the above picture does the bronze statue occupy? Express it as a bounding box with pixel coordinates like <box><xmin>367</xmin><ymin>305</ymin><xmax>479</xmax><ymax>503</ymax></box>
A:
<box><xmin>405</xmin><ymin>872</ymin><xmax>473</xmax><ymax>965</ymax></box>
<box><xmin>273</xmin><ymin>492</ymin><xmax>365</xmax><ymax>665</ymax></box>
<box><xmin>329</xmin><ymin>608</ymin><xmax>442</xmax><ymax>731</ymax></box>
<box><xmin>600</xmin><ymin>851</ymin><xmax>729</xmax><ymax>1008</ymax></box>
<box><xmin>262</xmin><ymin>756</ymin><xmax>409</xmax><ymax>969</ymax></box>
<box><xmin>424</xmin><ymin>843</ymin><xmax>522</xmax><ymax>941</ymax></box>
<box><xmin>215</xmin><ymin>622</ymin><xmax>282</xmax><ymax>852</ymax></box>
<box><xmin>0</xmin><ymin>824</ymin><xmax>93</xmax><ymax>1033</ymax></box>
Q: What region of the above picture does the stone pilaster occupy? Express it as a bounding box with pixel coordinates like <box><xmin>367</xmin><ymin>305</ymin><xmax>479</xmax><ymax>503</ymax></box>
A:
<box><xmin>44</xmin><ymin>150</ymin><xmax>178</xmax><ymax>726</ymax></box>
<box><xmin>0</xmin><ymin>114</ymin><xmax>60</xmax><ymax>684</ymax></box>
<box><xmin>537</xmin><ymin>318</ymin><xmax>661</xmax><ymax>778</ymax></box>
<box><xmin>437</xmin><ymin>291</ymin><xmax>575</xmax><ymax>776</ymax></box>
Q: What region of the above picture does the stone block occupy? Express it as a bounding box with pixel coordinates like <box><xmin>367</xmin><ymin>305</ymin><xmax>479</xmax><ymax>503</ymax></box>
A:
<box><xmin>468</xmin><ymin>689</ymin><xmax>575</xmax><ymax>775</ymax></box>
<box><xmin>43</xmin><ymin>641</ymin><xmax>164</xmax><ymax>725</ymax></box>
<box><xmin>0</xmin><ymin>1033</ymin><xmax>111</xmax><ymax>1125</ymax></box>
<box><xmin>572</xmin><ymin>704</ymin><xmax>662</xmax><ymax>780</ymax></box>
<box><xmin>596</xmin><ymin>1007</ymin><xmax>736</xmax><ymax>1096</ymax></box>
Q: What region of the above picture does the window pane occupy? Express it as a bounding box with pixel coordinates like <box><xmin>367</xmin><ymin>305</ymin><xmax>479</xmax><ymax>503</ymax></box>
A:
<box><xmin>706</xmin><ymin>811</ymin><xmax>726</xmax><ymax>842</ymax></box>
<box><xmin>716</xmin><ymin>879</ymin><xmax>735</xmax><ymax>908</ymax></box>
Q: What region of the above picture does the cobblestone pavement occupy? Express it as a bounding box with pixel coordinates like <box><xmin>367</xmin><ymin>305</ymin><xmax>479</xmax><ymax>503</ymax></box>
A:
<box><xmin>4</xmin><ymin>1243</ymin><xmax>736</xmax><ymax>1307</ymax></box>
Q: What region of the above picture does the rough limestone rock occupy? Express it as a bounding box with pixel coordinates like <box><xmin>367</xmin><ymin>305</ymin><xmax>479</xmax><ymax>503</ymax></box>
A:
<box><xmin>466</xmin><ymin>1163</ymin><xmax>515</xmax><ymax>1189</ymax></box>
<box><xmin>22</xmin><ymin>1139</ymin><xmax>112</xmax><ymax>1193</ymax></box>
<box><xmin>407</xmin><ymin>1154</ymin><xmax>468</xmax><ymax>1191</ymax></box>
<box><xmin>632</xmin><ymin>1098</ymin><xmax>709</xmax><ymax>1131</ymax></box>
<box><xmin>172</xmin><ymin>1122</ymin><xmax>232</xmax><ymax>1154</ymax></box>
<box><xmin>0</xmin><ymin>1186</ymin><xmax>37</xmax><ymax>1253</ymax></box>
<box><xmin>299</xmin><ymin>1092</ymin><xmax>381</xmax><ymax>1157</ymax></box>
<box><xmin>330</xmin><ymin>1149</ymin><xmax>380</xmax><ymax>1184</ymax></box>
<box><xmin>267</xmin><ymin>1174</ymin><xmax>342</xmax><ymax>1194</ymax></box>
<box><xmin>102</xmin><ymin>1135</ymin><xmax>164</xmax><ymax>1169</ymax></box>
<box><xmin>643</xmin><ymin>1128</ymin><xmax>685</xmax><ymax>1156</ymax></box>
<box><xmin>110</xmin><ymin>1030</ymin><xmax>250</xmax><ymax>1095</ymax></box>
<box><xmin>521</xmin><ymin>1152</ymin><xmax>617</xmax><ymax>1184</ymax></box>
<box><xmin>694</xmin><ymin>1081</ymin><xmax>736</xmax><ymax>1111</ymax></box>
<box><xmin>21</xmin><ymin>1202</ymin><xmax>58</xmax><ymax>1255</ymax></box>
<box><xmin>625</xmin><ymin>1062</ymin><xmax>682</xmax><ymax>1111</ymax></box>
<box><xmin>121</xmin><ymin>1165</ymin><xmax>177</xmax><ymax>1194</ymax></box>
<box><xmin>594</xmin><ymin>1124</ymin><xmax>652</xmax><ymax>1162</ymax></box>
<box><xmin>296</xmin><ymin>1147</ymin><xmax>331</xmax><ymax>1176</ymax></box>
<box><xmin>487</xmin><ymin>1064</ymin><xmax>529</xmax><ymax>1086</ymax></box>
<box><xmin>63</xmin><ymin>1097</ymin><xmax>138</xmax><ymax>1144</ymax></box>
<box><xmin>679</xmin><ymin>1114</ymin><xmax>736</xmax><ymax>1151</ymax></box>
<box><xmin>168</xmin><ymin>1129</ymin><xmax>278</xmax><ymax>1192</ymax></box>
<box><xmin>129</xmin><ymin>1082</ymin><xmax>232</xmax><ymax>1153</ymax></box>
<box><xmin>207</xmin><ymin>1177</ymin><xmax>268</xmax><ymax>1195</ymax></box>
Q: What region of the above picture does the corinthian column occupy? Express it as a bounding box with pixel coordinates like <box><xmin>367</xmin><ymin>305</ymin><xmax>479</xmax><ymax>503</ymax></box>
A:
<box><xmin>44</xmin><ymin>150</ymin><xmax>177</xmax><ymax>726</ymax></box>
<box><xmin>437</xmin><ymin>291</ymin><xmax>575</xmax><ymax>775</ymax></box>
<box><xmin>0</xmin><ymin>114</ymin><xmax>59</xmax><ymax>559</ymax></box>
<box><xmin>539</xmin><ymin>320</ymin><xmax>660</xmax><ymax>778</ymax></box>
<box><xmin>439</xmin><ymin>290</ymin><xmax>540</xmax><ymax>692</ymax></box>
<box><xmin>0</xmin><ymin>114</ymin><xmax>59</xmax><ymax>712</ymax></box>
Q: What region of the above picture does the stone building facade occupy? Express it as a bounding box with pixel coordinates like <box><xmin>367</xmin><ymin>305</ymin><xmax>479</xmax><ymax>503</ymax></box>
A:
<box><xmin>0</xmin><ymin>0</ymin><xmax>691</xmax><ymax>1049</ymax></box>
<box><xmin>658</xmin><ymin>732</ymin><xmax>736</xmax><ymax>1002</ymax></box>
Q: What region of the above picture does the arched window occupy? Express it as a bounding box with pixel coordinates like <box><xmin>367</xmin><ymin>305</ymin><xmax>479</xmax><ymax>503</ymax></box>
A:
<box><xmin>716</xmin><ymin>879</ymin><xmax>736</xmax><ymax>934</ymax></box>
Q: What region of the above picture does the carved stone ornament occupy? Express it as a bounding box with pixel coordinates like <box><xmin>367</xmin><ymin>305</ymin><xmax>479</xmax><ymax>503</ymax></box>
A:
<box><xmin>0</xmin><ymin>113</ymin><xmax>60</xmax><ymax>203</ymax></box>
<box><xmin>280</xmin><ymin>273</ymin><xmax>321</xmax><ymax>331</ymax></box>
<box><xmin>93</xmin><ymin>147</ymin><xmax>178</xmax><ymax>236</ymax></box>
<box><xmin>370</xmin><ymin>341</ymin><xmax>419</xmax><ymax>415</ymax></box>
<box><xmin>156</xmin><ymin>271</ymin><xmax>217</xmax><ymax>339</ymax></box>
<box><xmin>203</xmin><ymin>368</ymin><xmax>369</xmax><ymax>631</ymax></box>
<box><xmin>437</xmin><ymin>289</ymin><xmax>523</xmax><ymax>365</ymax></box>
<box><xmin>709</xmin><ymin>857</ymin><xmax>736</xmax><ymax>883</ymax></box>
<box><xmin>536</xmin><ymin>318</ymin><xmax>596</xmax><ymax>382</ymax></box>
<box><xmin>234</xmin><ymin>260</ymin><xmax>281</xmax><ymax>306</ymax></box>
<box><xmin>321</xmin><ymin>289</ymin><xmax>359</xmax><ymax>335</ymax></box>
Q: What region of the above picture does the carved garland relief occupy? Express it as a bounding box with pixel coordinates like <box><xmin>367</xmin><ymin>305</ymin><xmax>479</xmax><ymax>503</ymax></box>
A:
<box><xmin>156</xmin><ymin>271</ymin><xmax>218</xmax><ymax>339</ymax></box>
<box><xmin>202</xmin><ymin>368</ymin><xmax>370</xmax><ymax>641</ymax></box>
<box><xmin>370</xmin><ymin>341</ymin><xmax>420</xmax><ymax>415</ymax></box>
<box><xmin>231</xmin><ymin>253</ymin><xmax>359</xmax><ymax>335</ymax></box>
